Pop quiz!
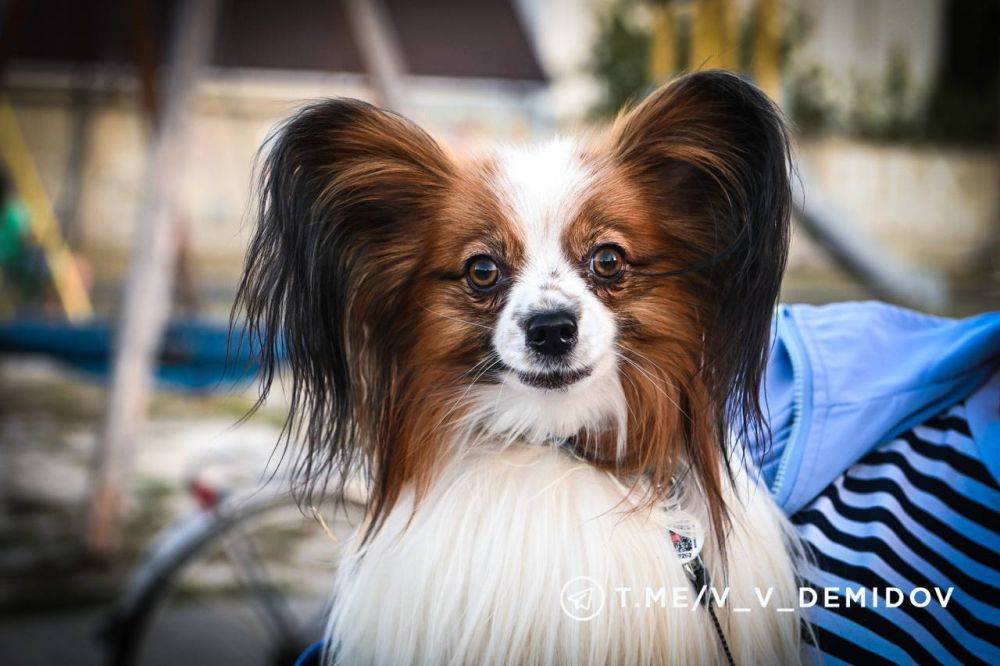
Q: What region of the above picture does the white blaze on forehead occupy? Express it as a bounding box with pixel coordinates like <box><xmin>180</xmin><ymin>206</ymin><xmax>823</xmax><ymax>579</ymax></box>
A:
<box><xmin>477</xmin><ymin>138</ymin><xmax>626</xmax><ymax>450</ymax></box>
<box><xmin>491</xmin><ymin>139</ymin><xmax>594</xmax><ymax>343</ymax></box>
<box><xmin>488</xmin><ymin>137</ymin><xmax>615</xmax><ymax>371</ymax></box>
<box><xmin>492</xmin><ymin>138</ymin><xmax>592</xmax><ymax>262</ymax></box>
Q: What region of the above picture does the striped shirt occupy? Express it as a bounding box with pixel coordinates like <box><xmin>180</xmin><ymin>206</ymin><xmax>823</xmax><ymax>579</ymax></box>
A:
<box><xmin>794</xmin><ymin>400</ymin><xmax>1000</xmax><ymax>664</ymax></box>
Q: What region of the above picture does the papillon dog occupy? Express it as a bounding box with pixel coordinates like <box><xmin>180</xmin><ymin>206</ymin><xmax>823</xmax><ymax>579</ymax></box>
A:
<box><xmin>237</xmin><ymin>71</ymin><xmax>804</xmax><ymax>664</ymax></box>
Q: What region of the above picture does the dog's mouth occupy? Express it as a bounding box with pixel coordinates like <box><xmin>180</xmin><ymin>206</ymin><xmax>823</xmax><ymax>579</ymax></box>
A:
<box><xmin>512</xmin><ymin>365</ymin><xmax>593</xmax><ymax>390</ymax></box>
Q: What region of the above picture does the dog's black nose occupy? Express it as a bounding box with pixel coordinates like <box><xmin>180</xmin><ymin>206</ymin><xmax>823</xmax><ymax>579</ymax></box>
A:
<box><xmin>525</xmin><ymin>311</ymin><xmax>577</xmax><ymax>357</ymax></box>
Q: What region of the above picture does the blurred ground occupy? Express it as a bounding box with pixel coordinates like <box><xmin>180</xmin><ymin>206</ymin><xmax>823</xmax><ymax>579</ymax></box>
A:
<box><xmin>0</xmin><ymin>357</ymin><xmax>284</xmax><ymax>609</ymax></box>
<box><xmin>1</xmin><ymin>600</ymin><xmax>325</xmax><ymax>666</ymax></box>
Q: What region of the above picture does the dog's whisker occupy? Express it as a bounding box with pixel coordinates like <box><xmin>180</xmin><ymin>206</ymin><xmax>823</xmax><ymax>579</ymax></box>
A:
<box><xmin>615</xmin><ymin>342</ymin><xmax>690</xmax><ymax>418</ymax></box>
<box><xmin>615</xmin><ymin>349</ymin><xmax>692</xmax><ymax>422</ymax></box>
<box><xmin>432</xmin><ymin>355</ymin><xmax>501</xmax><ymax>435</ymax></box>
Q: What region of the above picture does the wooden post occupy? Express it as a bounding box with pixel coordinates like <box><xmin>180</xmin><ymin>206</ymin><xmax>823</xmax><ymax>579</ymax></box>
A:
<box><xmin>341</xmin><ymin>0</ymin><xmax>409</xmax><ymax>114</ymax></box>
<box><xmin>752</xmin><ymin>0</ymin><xmax>782</xmax><ymax>101</ymax></box>
<box><xmin>124</xmin><ymin>0</ymin><xmax>201</xmax><ymax>313</ymax></box>
<box><xmin>85</xmin><ymin>0</ymin><xmax>219</xmax><ymax>557</ymax></box>
<box><xmin>649</xmin><ymin>1</ymin><xmax>679</xmax><ymax>85</ymax></box>
<box><xmin>691</xmin><ymin>0</ymin><xmax>738</xmax><ymax>71</ymax></box>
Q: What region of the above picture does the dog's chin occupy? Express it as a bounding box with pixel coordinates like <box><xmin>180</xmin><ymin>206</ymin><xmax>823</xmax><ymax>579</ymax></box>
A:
<box><xmin>511</xmin><ymin>365</ymin><xmax>594</xmax><ymax>391</ymax></box>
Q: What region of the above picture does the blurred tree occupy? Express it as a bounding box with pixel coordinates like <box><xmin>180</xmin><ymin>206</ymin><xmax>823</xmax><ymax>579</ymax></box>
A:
<box><xmin>881</xmin><ymin>48</ymin><xmax>919</xmax><ymax>142</ymax></box>
<box><xmin>785</xmin><ymin>64</ymin><xmax>831</xmax><ymax>136</ymax></box>
<box><xmin>589</xmin><ymin>0</ymin><xmax>789</xmax><ymax>118</ymax></box>
<box><xmin>848</xmin><ymin>47</ymin><xmax>921</xmax><ymax>142</ymax></box>
<box><xmin>588</xmin><ymin>2</ymin><xmax>651</xmax><ymax>118</ymax></box>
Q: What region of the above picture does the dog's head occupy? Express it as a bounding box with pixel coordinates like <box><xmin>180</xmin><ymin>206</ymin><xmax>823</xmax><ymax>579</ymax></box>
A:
<box><xmin>236</xmin><ymin>71</ymin><xmax>790</xmax><ymax>539</ymax></box>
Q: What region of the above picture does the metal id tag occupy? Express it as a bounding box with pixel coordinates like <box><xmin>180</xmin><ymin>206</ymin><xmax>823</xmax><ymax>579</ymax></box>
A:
<box><xmin>665</xmin><ymin>511</ymin><xmax>705</xmax><ymax>563</ymax></box>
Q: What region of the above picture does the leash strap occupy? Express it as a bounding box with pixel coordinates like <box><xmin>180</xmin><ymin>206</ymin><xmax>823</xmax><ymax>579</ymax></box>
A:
<box><xmin>557</xmin><ymin>443</ymin><xmax>738</xmax><ymax>665</ymax></box>
<box><xmin>684</xmin><ymin>556</ymin><xmax>736</xmax><ymax>666</ymax></box>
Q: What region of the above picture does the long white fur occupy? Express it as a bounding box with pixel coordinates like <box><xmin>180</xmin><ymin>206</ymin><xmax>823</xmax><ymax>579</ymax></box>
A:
<box><xmin>325</xmin><ymin>443</ymin><xmax>803</xmax><ymax>664</ymax></box>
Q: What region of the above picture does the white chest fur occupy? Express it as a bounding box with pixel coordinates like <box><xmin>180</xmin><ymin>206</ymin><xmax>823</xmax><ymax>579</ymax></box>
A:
<box><xmin>326</xmin><ymin>445</ymin><xmax>803</xmax><ymax>665</ymax></box>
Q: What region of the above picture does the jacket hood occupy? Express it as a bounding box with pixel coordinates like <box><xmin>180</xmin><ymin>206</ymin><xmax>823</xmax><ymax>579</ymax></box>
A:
<box><xmin>753</xmin><ymin>301</ymin><xmax>1000</xmax><ymax>513</ymax></box>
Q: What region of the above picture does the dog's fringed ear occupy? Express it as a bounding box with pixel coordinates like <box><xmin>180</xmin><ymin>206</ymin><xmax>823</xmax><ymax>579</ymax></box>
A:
<box><xmin>233</xmin><ymin>99</ymin><xmax>454</xmax><ymax>506</ymax></box>
<box><xmin>612</xmin><ymin>71</ymin><xmax>791</xmax><ymax>514</ymax></box>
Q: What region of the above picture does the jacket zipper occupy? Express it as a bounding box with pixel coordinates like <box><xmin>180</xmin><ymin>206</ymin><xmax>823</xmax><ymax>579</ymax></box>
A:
<box><xmin>770</xmin><ymin>305</ymin><xmax>811</xmax><ymax>506</ymax></box>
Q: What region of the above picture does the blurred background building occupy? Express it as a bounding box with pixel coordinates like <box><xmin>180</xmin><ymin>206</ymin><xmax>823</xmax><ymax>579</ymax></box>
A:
<box><xmin>0</xmin><ymin>1</ymin><xmax>996</xmax><ymax>664</ymax></box>
<box><xmin>2</xmin><ymin>0</ymin><xmax>996</xmax><ymax>313</ymax></box>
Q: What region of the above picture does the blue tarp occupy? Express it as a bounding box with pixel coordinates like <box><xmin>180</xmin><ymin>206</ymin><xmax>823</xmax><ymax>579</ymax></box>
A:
<box><xmin>0</xmin><ymin>317</ymin><xmax>266</xmax><ymax>392</ymax></box>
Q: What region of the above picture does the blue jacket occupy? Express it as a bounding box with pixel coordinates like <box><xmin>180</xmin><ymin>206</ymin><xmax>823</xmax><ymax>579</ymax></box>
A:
<box><xmin>755</xmin><ymin>301</ymin><xmax>1000</xmax><ymax>513</ymax></box>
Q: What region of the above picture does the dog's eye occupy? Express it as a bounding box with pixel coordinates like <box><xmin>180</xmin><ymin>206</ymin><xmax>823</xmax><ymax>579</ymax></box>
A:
<box><xmin>466</xmin><ymin>255</ymin><xmax>501</xmax><ymax>291</ymax></box>
<box><xmin>589</xmin><ymin>245</ymin><xmax>626</xmax><ymax>281</ymax></box>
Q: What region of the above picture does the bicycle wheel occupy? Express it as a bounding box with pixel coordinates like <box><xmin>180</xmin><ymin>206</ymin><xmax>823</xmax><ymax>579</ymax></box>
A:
<box><xmin>105</xmin><ymin>489</ymin><xmax>363</xmax><ymax>666</ymax></box>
